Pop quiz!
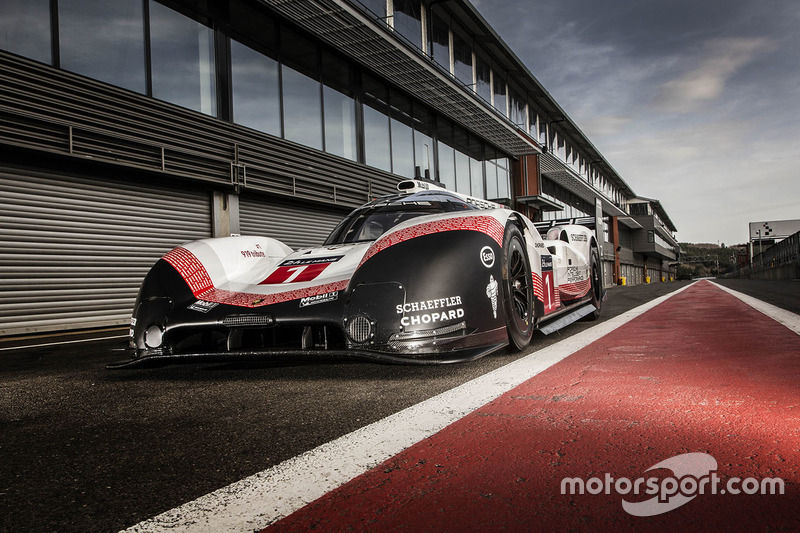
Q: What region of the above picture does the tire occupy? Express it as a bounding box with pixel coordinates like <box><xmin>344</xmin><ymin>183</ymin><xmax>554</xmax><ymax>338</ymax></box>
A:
<box><xmin>585</xmin><ymin>245</ymin><xmax>603</xmax><ymax>320</ymax></box>
<box><xmin>502</xmin><ymin>225</ymin><xmax>534</xmax><ymax>350</ymax></box>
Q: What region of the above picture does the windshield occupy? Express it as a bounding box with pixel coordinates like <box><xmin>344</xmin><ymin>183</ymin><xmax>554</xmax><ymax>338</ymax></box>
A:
<box><xmin>324</xmin><ymin>191</ymin><xmax>477</xmax><ymax>245</ymax></box>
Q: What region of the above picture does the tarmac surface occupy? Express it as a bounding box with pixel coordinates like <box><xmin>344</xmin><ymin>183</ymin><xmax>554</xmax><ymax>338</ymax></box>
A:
<box><xmin>1</xmin><ymin>278</ymin><xmax>798</xmax><ymax>532</ymax></box>
<box><xmin>268</xmin><ymin>280</ymin><xmax>800</xmax><ymax>532</ymax></box>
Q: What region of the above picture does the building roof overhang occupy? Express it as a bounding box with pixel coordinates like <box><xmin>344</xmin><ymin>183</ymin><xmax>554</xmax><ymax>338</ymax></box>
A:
<box><xmin>539</xmin><ymin>153</ymin><xmax>628</xmax><ymax>218</ymax></box>
<box><xmin>260</xmin><ymin>0</ymin><xmax>541</xmax><ymax>157</ymax></box>
<box><xmin>617</xmin><ymin>217</ymin><xmax>643</xmax><ymax>230</ymax></box>
<box><xmin>633</xmin><ymin>196</ymin><xmax>678</xmax><ymax>233</ymax></box>
<box><xmin>516</xmin><ymin>195</ymin><xmax>564</xmax><ymax>212</ymax></box>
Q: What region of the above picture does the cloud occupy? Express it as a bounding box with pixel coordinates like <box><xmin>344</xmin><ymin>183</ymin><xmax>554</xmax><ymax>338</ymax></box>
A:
<box><xmin>597</xmin><ymin>118</ymin><xmax>800</xmax><ymax>244</ymax></box>
<box><xmin>653</xmin><ymin>37</ymin><xmax>772</xmax><ymax>112</ymax></box>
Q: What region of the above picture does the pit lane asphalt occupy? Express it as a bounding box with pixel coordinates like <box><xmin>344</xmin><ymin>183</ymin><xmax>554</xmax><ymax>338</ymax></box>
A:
<box><xmin>0</xmin><ymin>279</ymin><xmax>789</xmax><ymax>533</ymax></box>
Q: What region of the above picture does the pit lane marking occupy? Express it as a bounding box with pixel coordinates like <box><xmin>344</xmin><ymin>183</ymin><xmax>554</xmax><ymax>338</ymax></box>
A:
<box><xmin>710</xmin><ymin>281</ymin><xmax>800</xmax><ymax>335</ymax></box>
<box><xmin>124</xmin><ymin>282</ymin><xmax>708</xmax><ymax>533</ymax></box>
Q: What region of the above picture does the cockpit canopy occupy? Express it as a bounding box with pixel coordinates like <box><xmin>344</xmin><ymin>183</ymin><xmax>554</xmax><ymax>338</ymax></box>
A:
<box><xmin>324</xmin><ymin>191</ymin><xmax>477</xmax><ymax>245</ymax></box>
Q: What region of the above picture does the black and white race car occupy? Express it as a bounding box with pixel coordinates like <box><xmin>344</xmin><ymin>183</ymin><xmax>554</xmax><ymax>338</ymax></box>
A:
<box><xmin>109</xmin><ymin>180</ymin><xmax>603</xmax><ymax>368</ymax></box>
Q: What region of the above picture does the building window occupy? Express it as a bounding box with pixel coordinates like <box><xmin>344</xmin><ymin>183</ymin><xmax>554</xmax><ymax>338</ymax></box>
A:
<box><xmin>451</xmin><ymin>22</ymin><xmax>473</xmax><ymax>86</ymax></box>
<box><xmin>429</xmin><ymin>7</ymin><xmax>450</xmax><ymax>71</ymax></box>
<box><xmin>509</xmin><ymin>87</ymin><xmax>526</xmax><ymax>128</ymax></box>
<box><xmin>437</xmin><ymin>119</ymin><xmax>456</xmax><ymax>190</ymax></box>
<box><xmin>469</xmin><ymin>138</ymin><xmax>485</xmax><ymax>199</ymax></box>
<box><xmin>453</xmin><ymin>126</ymin><xmax>470</xmax><ymax>195</ymax></box>
<box><xmin>413</xmin><ymin>104</ymin><xmax>434</xmax><ymax>177</ymax></box>
<box><xmin>281</xmin><ymin>28</ymin><xmax>322</xmax><ymax>150</ymax></box>
<box><xmin>528</xmin><ymin>109</ymin><xmax>539</xmax><ymax>141</ymax></box>
<box><xmin>390</xmin><ymin>90</ymin><xmax>415</xmax><ymax>178</ymax></box>
<box><xmin>392</xmin><ymin>0</ymin><xmax>422</xmax><ymax>49</ymax></box>
<box><xmin>359</xmin><ymin>0</ymin><xmax>386</xmax><ymax>18</ymax></box>
<box><xmin>475</xmin><ymin>52</ymin><xmax>491</xmax><ymax>102</ymax></box>
<box><xmin>59</xmin><ymin>0</ymin><xmax>146</xmax><ymax>94</ymax></box>
<box><xmin>362</xmin><ymin>74</ymin><xmax>392</xmax><ymax>172</ymax></box>
<box><xmin>282</xmin><ymin>66</ymin><xmax>322</xmax><ymax>150</ymax></box>
<box><xmin>0</xmin><ymin>0</ymin><xmax>51</xmax><ymax>64</ymax></box>
<box><xmin>485</xmin><ymin>149</ymin><xmax>498</xmax><ymax>199</ymax></box>
<box><xmin>556</xmin><ymin>133</ymin><xmax>566</xmax><ymax>160</ymax></box>
<box><xmin>647</xmin><ymin>230</ymin><xmax>655</xmax><ymax>243</ymax></box>
<box><xmin>496</xmin><ymin>156</ymin><xmax>510</xmax><ymax>198</ymax></box>
<box><xmin>493</xmin><ymin>71</ymin><xmax>507</xmax><ymax>116</ymax></box>
<box><xmin>538</xmin><ymin>119</ymin><xmax>547</xmax><ymax>146</ymax></box>
<box><xmin>230</xmin><ymin>39</ymin><xmax>281</xmax><ymax>136</ymax></box>
<box><xmin>322</xmin><ymin>51</ymin><xmax>357</xmax><ymax>161</ymax></box>
<box><xmin>150</xmin><ymin>0</ymin><xmax>216</xmax><ymax>116</ymax></box>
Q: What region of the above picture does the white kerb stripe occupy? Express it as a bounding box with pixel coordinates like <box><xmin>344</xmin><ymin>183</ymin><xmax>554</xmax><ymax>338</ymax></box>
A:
<box><xmin>124</xmin><ymin>283</ymin><xmax>695</xmax><ymax>533</ymax></box>
<box><xmin>710</xmin><ymin>281</ymin><xmax>800</xmax><ymax>336</ymax></box>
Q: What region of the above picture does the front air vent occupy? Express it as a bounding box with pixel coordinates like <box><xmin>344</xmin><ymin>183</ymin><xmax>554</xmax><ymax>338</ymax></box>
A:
<box><xmin>220</xmin><ymin>314</ymin><xmax>275</xmax><ymax>327</ymax></box>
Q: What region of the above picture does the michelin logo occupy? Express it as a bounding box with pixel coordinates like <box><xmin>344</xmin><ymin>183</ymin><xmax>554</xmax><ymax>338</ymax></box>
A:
<box><xmin>300</xmin><ymin>291</ymin><xmax>339</xmax><ymax>307</ymax></box>
<box><xmin>486</xmin><ymin>275</ymin><xmax>498</xmax><ymax>319</ymax></box>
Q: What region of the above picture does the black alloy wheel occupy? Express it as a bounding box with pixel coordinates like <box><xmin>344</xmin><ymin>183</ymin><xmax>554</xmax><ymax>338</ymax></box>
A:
<box><xmin>585</xmin><ymin>245</ymin><xmax>603</xmax><ymax>320</ymax></box>
<box><xmin>502</xmin><ymin>225</ymin><xmax>534</xmax><ymax>350</ymax></box>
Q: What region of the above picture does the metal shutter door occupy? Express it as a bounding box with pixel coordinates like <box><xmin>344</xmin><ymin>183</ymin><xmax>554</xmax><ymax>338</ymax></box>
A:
<box><xmin>0</xmin><ymin>168</ymin><xmax>211</xmax><ymax>336</ymax></box>
<box><xmin>238</xmin><ymin>194</ymin><xmax>347</xmax><ymax>249</ymax></box>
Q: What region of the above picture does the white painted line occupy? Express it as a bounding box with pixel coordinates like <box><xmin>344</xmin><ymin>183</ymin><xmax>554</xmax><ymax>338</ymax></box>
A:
<box><xmin>0</xmin><ymin>335</ymin><xmax>128</xmax><ymax>351</ymax></box>
<box><xmin>123</xmin><ymin>283</ymin><xmax>695</xmax><ymax>533</ymax></box>
<box><xmin>710</xmin><ymin>281</ymin><xmax>800</xmax><ymax>336</ymax></box>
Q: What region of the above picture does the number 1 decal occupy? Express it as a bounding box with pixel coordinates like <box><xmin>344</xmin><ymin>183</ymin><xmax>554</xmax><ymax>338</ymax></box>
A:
<box><xmin>541</xmin><ymin>255</ymin><xmax>557</xmax><ymax>314</ymax></box>
<box><xmin>260</xmin><ymin>262</ymin><xmax>331</xmax><ymax>284</ymax></box>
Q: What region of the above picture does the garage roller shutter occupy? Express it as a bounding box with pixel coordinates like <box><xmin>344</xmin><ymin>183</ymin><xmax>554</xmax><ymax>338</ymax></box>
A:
<box><xmin>0</xmin><ymin>168</ymin><xmax>212</xmax><ymax>336</ymax></box>
<box><xmin>239</xmin><ymin>194</ymin><xmax>348</xmax><ymax>249</ymax></box>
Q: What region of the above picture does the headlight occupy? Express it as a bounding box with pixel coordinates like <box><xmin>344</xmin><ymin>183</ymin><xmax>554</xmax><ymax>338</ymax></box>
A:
<box><xmin>144</xmin><ymin>324</ymin><xmax>164</xmax><ymax>349</ymax></box>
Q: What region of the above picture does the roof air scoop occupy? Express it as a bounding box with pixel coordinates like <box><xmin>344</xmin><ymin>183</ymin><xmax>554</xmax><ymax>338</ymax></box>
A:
<box><xmin>397</xmin><ymin>179</ymin><xmax>447</xmax><ymax>193</ymax></box>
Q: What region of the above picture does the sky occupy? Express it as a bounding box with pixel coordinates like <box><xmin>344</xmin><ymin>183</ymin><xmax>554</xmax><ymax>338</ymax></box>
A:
<box><xmin>472</xmin><ymin>0</ymin><xmax>800</xmax><ymax>245</ymax></box>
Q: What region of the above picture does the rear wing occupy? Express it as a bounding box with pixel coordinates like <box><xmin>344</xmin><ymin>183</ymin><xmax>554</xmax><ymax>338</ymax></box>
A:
<box><xmin>535</xmin><ymin>217</ymin><xmax>604</xmax><ymax>256</ymax></box>
<box><xmin>533</xmin><ymin>217</ymin><xmax>596</xmax><ymax>232</ymax></box>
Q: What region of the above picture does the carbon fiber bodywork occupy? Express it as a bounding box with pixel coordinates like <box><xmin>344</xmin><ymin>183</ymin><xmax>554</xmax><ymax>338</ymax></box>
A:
<box><xmin>109</xmin><ymin>181</ymin><xmax>599</xmax><ymax>369</ymax></box>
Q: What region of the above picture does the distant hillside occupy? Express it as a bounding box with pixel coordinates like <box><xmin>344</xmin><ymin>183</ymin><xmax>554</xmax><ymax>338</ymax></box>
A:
<box><xmin>678</xmin><ymin>243</ymin><xmax>738</xmax><ymax>277</ymax></box>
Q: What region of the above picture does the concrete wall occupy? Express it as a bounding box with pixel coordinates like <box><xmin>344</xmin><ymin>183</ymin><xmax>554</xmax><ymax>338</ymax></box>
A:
<box><xmin>750</xmin><ymin>263</ymin><xmax>800</xmax><ymax>280</ymax></box>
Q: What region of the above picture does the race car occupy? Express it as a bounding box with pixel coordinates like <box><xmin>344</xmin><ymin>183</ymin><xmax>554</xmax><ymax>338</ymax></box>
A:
<box><xmin>108</xmin><ymin>179</ymin><xmax>603</xmax><ymax>368</ymax></box>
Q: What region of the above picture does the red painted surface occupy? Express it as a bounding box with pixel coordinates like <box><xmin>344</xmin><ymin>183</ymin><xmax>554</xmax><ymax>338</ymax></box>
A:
<box><xmin>267</xmin><ymin>281</ymin><xmax>800</xmax><ymax>532</ymax></box>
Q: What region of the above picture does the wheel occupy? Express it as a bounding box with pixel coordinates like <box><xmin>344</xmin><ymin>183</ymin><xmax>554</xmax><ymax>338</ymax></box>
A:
<box><xmin>585</xmin><ymin>245</ymin><xmax>603</xmax><ymax>320</ymax></box>
<box><xmin>502</xmin><ymin>225</ymin><xmax>534</xmax><ymax>350</ymax></box>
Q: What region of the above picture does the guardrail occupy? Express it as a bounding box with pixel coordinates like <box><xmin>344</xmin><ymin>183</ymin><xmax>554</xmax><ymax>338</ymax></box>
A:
<box><xmin>725</xmin><ymin>230</ymin><xmax>800</xmax><ymax>279</ymax></box>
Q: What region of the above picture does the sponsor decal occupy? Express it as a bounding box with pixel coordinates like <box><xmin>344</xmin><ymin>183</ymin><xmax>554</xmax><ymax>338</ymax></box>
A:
<box><xmin>188</xmin><ymin>300</ymin><xmax>219</xmax><ymax>313</ymax></box>
<box><xmin>241</xmin><ymin>250</ymin><xmax>266</xmax><ymax>258</ymax></box>
<box><xmin>486</xmin><ymin>275</ymin><xmax>499</xmax><ymax>319</ymax></box>
<box><xmin>480</xmin><ymin>246</ymin><xmax>495</xmax><ymax>268</ymax></box>
<box><xmin>534</xmin><ymin>242</ymin><xmax>545</xmax><ymax>249</ymax></box>
<box><xmin>261</xmin><ymin>256</ymin><xmax>343</xmax><ymax>285</ymax></box>
<box><xmin>396</xmin><ymin>295</ymin><xmax>464</xmax><ymax>327</ymax></box>
<box><xmin>570</xmin><ymin>233</ymin><xmax>588</xmax><ymax>242</ymax></box>
<box><xmin>299</xmin><ymin>291</ymin><xmax>339</xmax><ymax>308</ymax></box>
<box><xmin>566</xmin><ymin>266</ymin><xmax>584</xmax><ymax>283</ymax></box>
<box><xmin>463</xmin><ymin>197</ymin><xmax>498</xmax><ymax>210</ymax></box>
<box><xmin>541</xmin><ymin>255</ymin><xmax>558</xmax><ymax>313</ymax></box>
<box><xmin>280</xmin><ymin>256</ymin><xmax>343</xmax><ymax>267</ymax></box>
